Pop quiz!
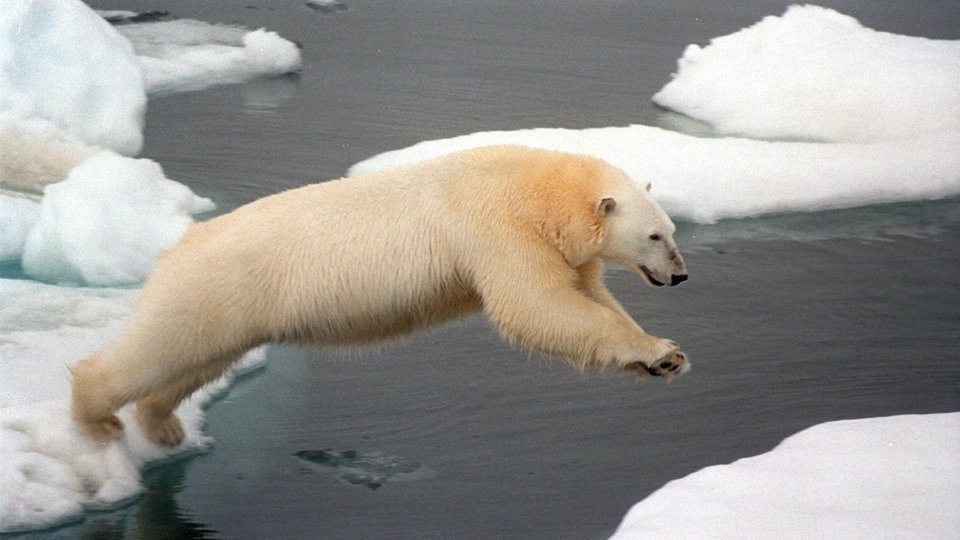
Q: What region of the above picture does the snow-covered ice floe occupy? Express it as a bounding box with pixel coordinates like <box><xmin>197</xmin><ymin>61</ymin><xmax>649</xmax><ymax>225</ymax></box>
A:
<box><xmin>652</xmin><ymin>5</ymin><xmax>960</xmax><ymax>143</ymax></box>
<box><xmin>609</xmin><ymin>413</ymin><xmax>960</xmax><ymax>540</ymax></box>
<box><xmin>349</xmin><ymin>124</ymin><xmax>959</xmax><ymax>224</ymax></box>
<box><xmin>0</xmin><ymin>0</ymin><xmax>302</xmax><ymax>285</ymax></box>
<box><xmin>0</xmin><ymin>277</ymin><xmax>267</xmax><ymax>532</ymax></box>
<box><xmin>0</xmin><ymin>0</ymin><xmax>296</xmax><ymax>533</ymax></box>
<box><xmin>350</xmin><ymin>5</ymin><xmax>959</xmax><ymax>224</ymax></box>
<box><xmin>114</xmin><ymin>18</ymin><xmax>303</xmax><ymax>96</ymax></box>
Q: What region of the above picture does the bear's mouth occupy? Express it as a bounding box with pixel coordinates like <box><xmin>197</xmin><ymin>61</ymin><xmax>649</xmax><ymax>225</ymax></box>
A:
<box><xmin>640</xmin><ymin>265</ymin><xmax>665</xmax><ymax>287</ymax></box>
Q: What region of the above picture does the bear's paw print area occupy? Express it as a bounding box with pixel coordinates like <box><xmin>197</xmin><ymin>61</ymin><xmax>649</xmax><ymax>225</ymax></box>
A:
<box><xmin>295</xmin><ymin>449</ymin><xmax>436</xmax><ymax>490</ymax></box>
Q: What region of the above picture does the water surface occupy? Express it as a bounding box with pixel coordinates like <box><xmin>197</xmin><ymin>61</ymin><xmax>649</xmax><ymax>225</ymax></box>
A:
<box><xmin>25</xmin><ymin>1</ymin><xmax>960</xmax><ymax>538</ymax></box>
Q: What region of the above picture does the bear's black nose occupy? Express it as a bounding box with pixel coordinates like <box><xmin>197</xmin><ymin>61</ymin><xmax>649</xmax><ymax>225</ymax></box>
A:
<box><xmin>670</xmin><ymin>274</ymin><xmax>688</xmax><ymax>286</ymax></box>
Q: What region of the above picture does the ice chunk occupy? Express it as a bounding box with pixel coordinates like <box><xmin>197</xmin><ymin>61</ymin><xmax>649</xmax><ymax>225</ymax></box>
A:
<box><xmin>0</xmin><ymin>277</ymin><xmax>268</xmax><ymax>532</ymax></box>
<box><xmin>349</xmin><ymin>5</ymin><xmax>960</xmax><ymax>223</ymax></box>
<box><xmin>348</xmin><ymin>125</ymin><xmax>960</xmax><ymax>224</ymax></box>
<box><xmin>652</xmin><ymin>5</ymin><xmax>960</xmax><ymax>143</ymax></box>
<box><xmin>116</xmin><ymin>20</ymin><xmax>303</xmax><ymax>95</ymax></box>
<box><xmin>609</xmin><ymin>413</ymin><xmax>960</xmax><ymax>540</ymax></box>
<box><xmin>0</xmin><ymin>0</ymin><xmax>146</xmax><ymax>155</ymax></box>
<box><xmin>21</xmin><ymin>151</ymin><xmax>215</xmax><ymax>286</ymax></box>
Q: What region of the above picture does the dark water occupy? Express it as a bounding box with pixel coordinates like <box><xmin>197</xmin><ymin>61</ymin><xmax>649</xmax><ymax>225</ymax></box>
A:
<box><xmin>19</xmin><ymin>1</ymin><xmax>960</xmax><ymax>538</ymax></box>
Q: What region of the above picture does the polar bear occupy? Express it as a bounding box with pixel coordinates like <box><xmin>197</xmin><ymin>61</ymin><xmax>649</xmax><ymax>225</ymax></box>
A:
<box><xmin>71</xmin><ymin>146</ymin><xmax>689</xmax><ymax>447</ymax></box>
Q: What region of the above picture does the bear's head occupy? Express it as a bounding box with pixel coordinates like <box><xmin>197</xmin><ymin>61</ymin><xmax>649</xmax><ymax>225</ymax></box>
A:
<box><xmin>595</xmin><ymin>180</ymin><xmax>688</xmax><ymax>288</ymax></box>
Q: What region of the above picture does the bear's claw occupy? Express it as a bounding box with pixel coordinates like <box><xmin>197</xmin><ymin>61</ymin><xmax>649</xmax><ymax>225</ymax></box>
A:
<box><xmin>624</xmin><ymin>349</ymin><xmax>690</xmax><ymax>380</ymax></box>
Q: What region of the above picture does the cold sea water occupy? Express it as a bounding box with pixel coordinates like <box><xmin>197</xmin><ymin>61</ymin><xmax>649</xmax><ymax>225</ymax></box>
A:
<box><xmin>23</xmin><ymin>1</ymin><xmax>960</xmax><ymax>538</ymax></box>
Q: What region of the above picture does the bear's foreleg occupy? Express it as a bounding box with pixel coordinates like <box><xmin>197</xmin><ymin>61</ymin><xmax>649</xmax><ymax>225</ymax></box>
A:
<box><xmin>476</xmin><ymin>252</ymin><xmax>687</xmax><ymax>377</ymax></box>
<box><xmin>574</xmin><ymin>259</ymin><xmax>690</xmax><ymax>379</ymax></box>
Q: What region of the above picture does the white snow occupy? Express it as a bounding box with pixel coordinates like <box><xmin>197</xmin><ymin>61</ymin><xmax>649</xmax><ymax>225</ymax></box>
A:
<box><xmin>0</xmin><ymin>195</ymin><xmax>39</xmax><ymax>263</ymax></box>
<box><xmin>115</xmin><ymin>19</ymin><xmax>303</xmax><ymax>96</ymax></box>
<box><xmin>652</xmin><ymin>5</ymin><xmax>960</xmax><ymax>143</ymax></box>
<box><xmin>348</xmin><ymin>125</ymin><xmax>959</xmax><ymax>224</ymax></box>
<box><xmin>0</xmin><ymin>0</ymin><xmax>303</xmax><ymax>285</ymax></box>
<box><xmin>0</xmin><ymin>0</ymin><xmax>146</xmax><ymax>156</ymax></box>
<box><xmin>21</xmin><ymin>151</ymin><xmax>215</xmax><ymax>286</ymax></box>
<box><xmin>609</xmin><ymin>413</ymin><xmax>960</xmax><ymax>540</ymax></box>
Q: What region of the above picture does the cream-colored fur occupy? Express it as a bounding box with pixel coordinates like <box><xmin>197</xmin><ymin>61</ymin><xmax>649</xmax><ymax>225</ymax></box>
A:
<box><xmin>71</xmin><ymin>146</ymin><xmax>689</xmax><ymax>447</ymax></box>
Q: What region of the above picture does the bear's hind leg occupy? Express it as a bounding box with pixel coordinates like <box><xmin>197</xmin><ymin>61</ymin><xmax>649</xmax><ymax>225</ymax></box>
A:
<box><xmin>72</xmin><ymin>352</ymin><xmax>134</xmax><ymax>442</ymax></box>
<box><xmin>135</xmin><ymin>351</ymin><xmax>243</xmax><ymax>447</ymax></box>
<box><xmin>136</xmin><ymin>394</ymin><xmax>187</xmax><ymax>448</ymax></box>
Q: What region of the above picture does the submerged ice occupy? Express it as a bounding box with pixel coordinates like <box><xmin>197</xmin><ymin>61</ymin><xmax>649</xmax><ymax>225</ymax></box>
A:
<box><xmin>296</xmin><ymin>449</ymin><xmax>435</xmax><ymax>490</ymax></box>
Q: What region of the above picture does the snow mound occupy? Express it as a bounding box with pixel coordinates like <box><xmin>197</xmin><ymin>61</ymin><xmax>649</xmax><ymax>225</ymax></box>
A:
<box><xmin>21</xmin><ymin>151</ymin><xmax>214</xmax><ymax>286</ymax></box>
<box><xmin>0</xmin><ymin>0</ymin><xmax>146</xmax><ymax>155</ymax></box>
<box><xmin>652</xmin><ymin>5</ymin><xmax>960</xmax><ymax>143</ymax></box>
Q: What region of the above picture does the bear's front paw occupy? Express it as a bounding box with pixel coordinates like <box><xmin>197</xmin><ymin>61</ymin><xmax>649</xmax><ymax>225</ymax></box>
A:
<box><xmin>623</xmin><ymin>349</ymin><xmax>690</xmax><ymax>381</ymax></box>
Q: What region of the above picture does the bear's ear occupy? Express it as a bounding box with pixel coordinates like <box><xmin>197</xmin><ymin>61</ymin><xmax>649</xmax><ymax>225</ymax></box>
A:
<box><xmin>643</xmin><ymin>182</ymin><xmax>652</xmax><ymax>192</ymax></box>
<box><xmin>597</xmin><ymin>197</ymin><xmax>616</xmax><ymax>217</ymax></box>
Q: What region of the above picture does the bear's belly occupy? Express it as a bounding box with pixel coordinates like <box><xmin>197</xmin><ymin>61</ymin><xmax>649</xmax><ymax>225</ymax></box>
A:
<box><xmin>271</xmin><ymin>271</ymin><xmax>482</xmax><ymax>346</ymax></box>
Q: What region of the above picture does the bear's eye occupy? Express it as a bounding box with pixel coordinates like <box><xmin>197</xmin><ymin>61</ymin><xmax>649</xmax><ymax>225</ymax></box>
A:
<box><xmin>649</xmin><ymin>234</ymin><xmax>662</xmax><ymax>241</ymax></box>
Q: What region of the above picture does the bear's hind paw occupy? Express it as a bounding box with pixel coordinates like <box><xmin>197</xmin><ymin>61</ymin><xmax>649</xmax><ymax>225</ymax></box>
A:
<box><xmin>137</xmin><ymin>412</ymin><xmax>186</xmax><ymax>448</ymax></box>
<box><xmin>75</xmin><ymin>414</ymin><xmax>124</xmax><ymax>443</ymax></box>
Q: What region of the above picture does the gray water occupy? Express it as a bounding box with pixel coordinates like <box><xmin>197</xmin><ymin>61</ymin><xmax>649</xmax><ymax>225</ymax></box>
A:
<box><xmin>19</xmin><ymin>1</ymin><xmax>960</xmax><ymax>538</ymax></box>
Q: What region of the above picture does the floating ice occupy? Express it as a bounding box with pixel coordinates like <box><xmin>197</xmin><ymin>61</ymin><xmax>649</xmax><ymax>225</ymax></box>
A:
<box><xmin>0</xmin><ymin>0</ymin><xmax>146</xmax><ymax>155</ymax></box>
<box><xmin>0</xmin><ymin>277</ymin><xmax>268</xmax><ymax>533</ymax></box>
<box><xmin>652</xmin><ymin>5</ymin><xmax>960</xmax><ymax>143</ymax></box>
<box><xmin>115</xmin><ymin>19</ymin><xmax>303</xmax><ymax>96</ymax></box>
<box><xmin>609</xmin><ymin>413</ymin><xmax>960</xmax><ymax>540</ymax></box>
<box><xmin>0</xmin><ymin>1</ymin><xmax>297</xmax><ymax>533</ymax></box>
<box><xmin>349</xmin><ymin>125</ymin><xmax>960</xmax><ymax>224</ymax></box>
<box><xmin>350</xmin><ymin>5</ymin><xmax>960</xmax><ymax>223</ymax></box>
<box><xmin>20</xmin><ymin>151</ymin><xmax>214</xmax><ymax>286</ymax></box>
